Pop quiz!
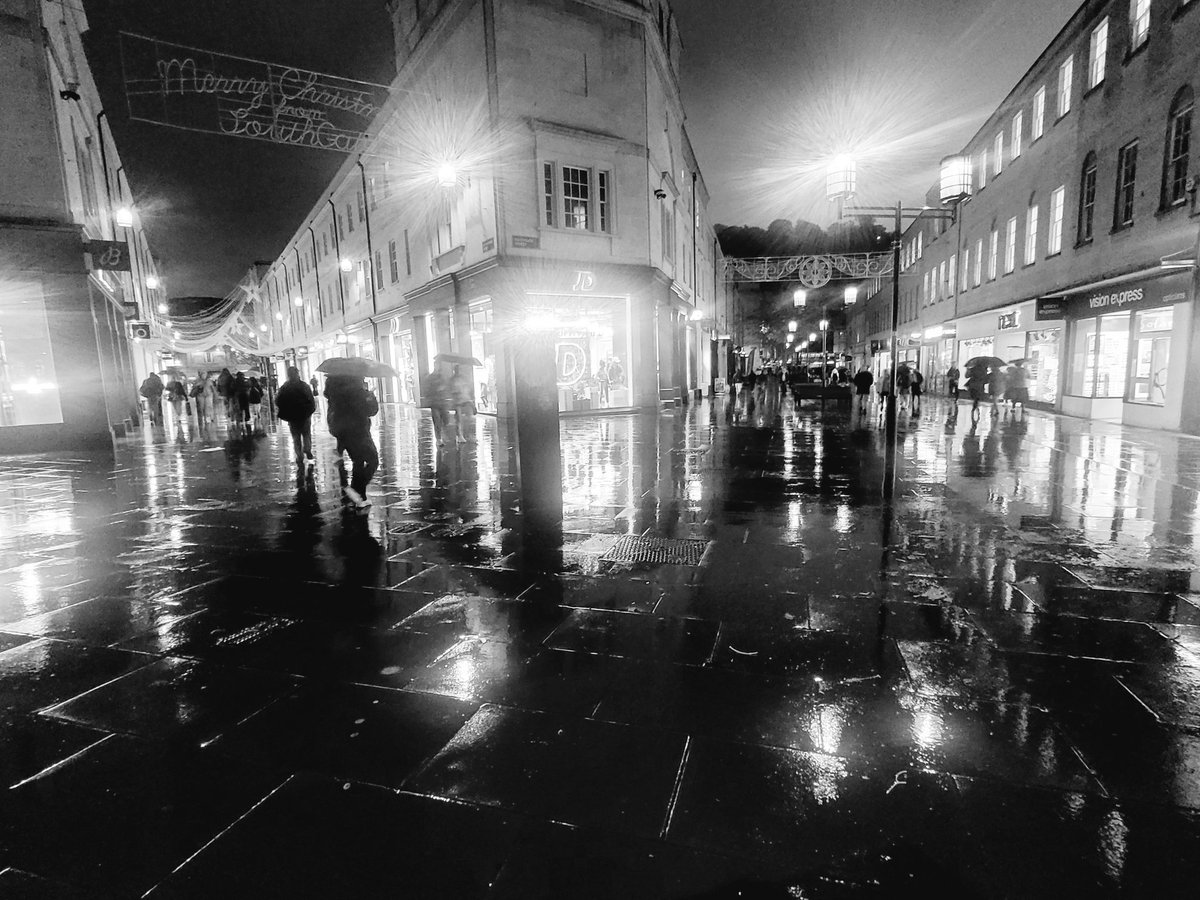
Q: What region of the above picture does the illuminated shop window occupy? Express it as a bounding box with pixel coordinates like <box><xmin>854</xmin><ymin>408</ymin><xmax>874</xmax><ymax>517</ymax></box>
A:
<box><xmin>0</xmin><ymin>282</ymin><xmax>64</xmax><ymax>427</ymax></box>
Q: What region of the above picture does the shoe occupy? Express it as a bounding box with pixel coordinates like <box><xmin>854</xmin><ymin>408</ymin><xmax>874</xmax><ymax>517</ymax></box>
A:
<box><xmin>343</xmin><ymin>486</ymin><xmax>363</xmax><ymax>505</ymax></box>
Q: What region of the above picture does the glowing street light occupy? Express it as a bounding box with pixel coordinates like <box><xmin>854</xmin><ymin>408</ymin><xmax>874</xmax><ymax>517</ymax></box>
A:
<box><xmin>114</xmin><ymin>206</ymin><xmax>134</xmax><ymax>228</ymax></box>
<box><xmin>788</xmin><ymin>320</ymin><xmax>798</xmax><ymax>332</ymax></box>
<box><xmin>793</xmin><ymin>289</ymin><xmax>807</xmax><ymax>308</ymax></box>
<box><xmin>819</xmin><ymin>319</ymin><xmax>829</xmax><ymax>331</ymax></box>
<box><xmin>156</xmin><ymin>302</ymin><xmax>168</xmax><ymax>315</ymax></box>
<box><xmin>809</xmin><ymin>332</ymin><xmax>818</xmax><ymax>342</ymax></box>
<box><xmin>275</xmin><ymin>311</ymin><xmax>284</xmax><ymax>320</ymax></box>
<box><xmin>844</xmin><ymin>285</ymin><xmax>858</xmax><ymax>305</ymax></box>
<box><xmin>146</xmin><ymin>275</ymin><xmax>161</xmax><ymax>290</ymax></box>
<box><xmin>939</xmin><ymin>154</ymin><xmax>974</xmax><ymax>206</ymax></box>
<box><xmin>437</xmin><ymin>162</ymin><xmax>457</xmax><ymax>188</ymax></box>
<box><xmin>258</xmin><ymin>323</ymin><xmax>269</xmax><ymax>333</ymax></box>
<box><xmin>786</xmin><ymin>334</ymin><xmax>794</xmax><ymax>344</ymax></box>
<box><xmin>293</xmin><ymin>296</ymin><xmax>305</xmax><ymax>307</ymax></box>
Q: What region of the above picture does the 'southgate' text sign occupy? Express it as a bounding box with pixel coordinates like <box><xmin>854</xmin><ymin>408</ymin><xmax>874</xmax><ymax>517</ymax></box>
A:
<box><xmin>120</xmin><ymin>33</ymin><xmax>389</xmax><ymax>152</ymax></box>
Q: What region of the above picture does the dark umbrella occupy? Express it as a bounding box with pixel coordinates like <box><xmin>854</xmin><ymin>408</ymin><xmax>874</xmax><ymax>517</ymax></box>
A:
<box><xmin>317</xmin><ymin>357</ymin><xmax>399</xmax><ymax>378</ymax></box>
<box><xmin>434</xmin><ymin>353</ymin><xmax>483</xmax><ymax>367</ymax></box>
<box><xmin>964</xmin><ymin>356</ymin><xmax>1006</xmax><ymax>370</ymax></box>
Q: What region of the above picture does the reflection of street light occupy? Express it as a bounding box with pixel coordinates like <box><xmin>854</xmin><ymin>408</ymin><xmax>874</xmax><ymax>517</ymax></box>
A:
<box><xmin>793</xmin><ymin>289</ymin><xmax>807</xmax><ymax>308</ymax></box>
<box><xmin>114</xmin><ymin>206</ymin><xmax>134</xmax><ymax>228</ymax></box>
<box><xmin>788</xmin><ymin>320</ymin><xmax>797</xmax><ymax>332</ymax></box>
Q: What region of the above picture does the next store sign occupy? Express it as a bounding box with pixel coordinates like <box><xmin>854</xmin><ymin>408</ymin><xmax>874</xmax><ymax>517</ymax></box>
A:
<box><xmin>1060</xmin><ymin>274</ymin><xmax>1190</xmax><ymax>318</ymax></box>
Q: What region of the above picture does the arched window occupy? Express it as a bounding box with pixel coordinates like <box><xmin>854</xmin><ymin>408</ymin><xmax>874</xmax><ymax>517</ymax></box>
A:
<box><xmin>1163</xmin><ymin>86</ymin><xmax>1194</xmax><ymax>208</ymax></box>
<box><xmin>1078</xmin><ymin>152</ymin><xmax>1098</xmax><ymax>243</ymax></box>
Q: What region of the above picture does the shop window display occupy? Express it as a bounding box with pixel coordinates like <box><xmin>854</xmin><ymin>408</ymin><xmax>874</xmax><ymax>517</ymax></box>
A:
<box><xmin>0</xmin><ymin>283</ymin><xmax>64</xmax><ymax>427</ymax></box>
<box><xmin>1025</xmin><ymin>328</ymin><xmax>1061</xmax><ymax>404</ymax></box>
<box><xmin>527</xmin><ymin>294</ymin><xmax>632</xmax><ymax>411</ymax></box>
<box><xmin>1069</xmin><ymin>312</ymin><xmax>1129</xmax><ymax>398</ymax></box>
<box><xmin>468</xmin><ymin>305</ymin><xmax>496</xmax><ymax>412</ymax></box>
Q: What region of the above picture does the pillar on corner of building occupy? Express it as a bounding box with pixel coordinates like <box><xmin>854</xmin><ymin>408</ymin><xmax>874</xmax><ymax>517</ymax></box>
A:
<box><xmin>1180</xmin><ymin>251</ymin><xmax>1200</xmax><ymax>435</ymax></box>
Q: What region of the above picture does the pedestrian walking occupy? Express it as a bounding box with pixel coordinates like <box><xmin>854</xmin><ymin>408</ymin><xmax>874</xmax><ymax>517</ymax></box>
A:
<box><xmin>248</xmin><ymin>377</ymin><xmax>264</xmax><ymax>427</ymax></box>
<box><xmin>276</xmin><ymin>366</ymin><xmax>316</xmax><ymax>469</ymax></box>
<box><xmin>139</xmin><ymin>371</ymin><xmax>164</xmax><ymax>427</ymax></box>
<box><xmin>852</xmin><ymin>367</ymin><xmax>874</xmax><ymax>416</ymax></box>
<box><xmin>987</xmin><ymin>365</ymin><xmax>1004</xmax><ymax>417</ymax></box>
<box><xmin>965</xmin><ymin>364</ymin><xmax>988</xmax><ymax>419</ymax></box>
<box><xmin>895</xmin><ymin>363</ymin><xmax>913</xmax><ymax>411</ymax></box>
<box><xmin>1006</xmin><ymin>361</ymin><xmax>1030</xmax><ymax>415</ymax></box>
<box><xmin>947</xmin><ymin>365</ymin><xmax>961</xmax><ymax>401</ymax></box>
<box><xmin>165</xmin><ymin>375</ymin><xmax>188</xmax><ymax>427</ymax></box>
<box><xmin>911</xmin><ymin>369</ymin><xmax>924</xmax><ymax>415</ymax></box>
<box><xmin>427</xmin><ymin>363</ymin><xmax>454</xmax><ymax>446</ymax></box>
<box><xmin>325</xmin><ymin>374</ymin><xmax>379</xmax><ymax>509</ymax></box>
<box><xmin>216</xmin><ymin>368</ymin><xmax>235</xmax><ymax>421</ymax></box>
<box><xmin>232</xmin><ymin>372</ymin><xmax>251</xmax><ymax>430</ymax></box>
<box><xmin>449</xmin><ymin>365</ymin><xmax>474</xmax><ymax>443</ymax></box>
<box><xmin>191</xmin><ymin>373</ymin><xmax>211</xmax><ymax>425</ymax></box>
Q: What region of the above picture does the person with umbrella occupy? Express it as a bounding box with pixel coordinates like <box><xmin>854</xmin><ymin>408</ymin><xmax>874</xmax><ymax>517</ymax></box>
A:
<box><xmin>1006</xmin><ymin>360</ymin><xmax>1030</xmax><ymax>416</ymax></box>
<box><xmin>965</xmin><ymin>363</ymin><xmax>988</xmax><ymax>419</ymax></box>
<box><xmin>318</xmin><ymin>357</ymin><xmax>394</xmax><ymax>509</ymax></box>
<box><xmin>276</xmin><ymin>366</ymin><xmax>317</xmax><ymax>469</ymax></box>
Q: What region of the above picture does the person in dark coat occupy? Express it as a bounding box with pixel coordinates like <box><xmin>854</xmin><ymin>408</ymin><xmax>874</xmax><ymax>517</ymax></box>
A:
<box><xmin>232</xmin><ymin>372</ymin><xmax>251</xmax><ymax>428</ymax></box>
<box><xmin>276</xmin><ymin>366</ymin><xmax>316</xmax><ymax>467</ymax></box>
<box><xmin>139</xmin><ymin>371</ymin><xmax>165</xmax><ymax>426</ymax></box>
<box><xmin>216</xmin><ymin>368</ymin><xmax>234</xmax><ymax>421</ymax></box>
<box><xmin>852</xmin><ymin>368</ymin><xmax>874</xmax><ymax>416</ymax></box>
<box><xmin>325</xmin><ymin>374</ymin><xmax>379</xmax><ymax>508</ymax></box>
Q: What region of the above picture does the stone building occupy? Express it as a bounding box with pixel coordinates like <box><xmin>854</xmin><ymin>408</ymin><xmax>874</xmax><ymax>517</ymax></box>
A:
<box><xmin>0</xmin><ymin>0</ymin><xmax>167</xmax><ymax>451</ymax></box>
<box><xmin>850</xmin><ymin>0</ymin><xmax>1200</xmax><ymax>432</ymax></box>
<box><xmin>254</xmin><ymin>0</ymin><xmax>729</xmax><ymax>414</ymax></box>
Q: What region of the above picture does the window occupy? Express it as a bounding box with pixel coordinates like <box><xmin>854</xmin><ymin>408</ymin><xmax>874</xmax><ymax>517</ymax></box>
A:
<box><xmin>1058</xmin><ymin>56</ymin><xmax>1074</xmax><ymax>117</ymax></box>
<box><xmin>1130</xmin><ymin>307</ymin><xmax>1173</xmax><ymax>404</ymax></box>
<box><xmin>346</xmin><ymin>203</ymin><xmax>354</xmax><ymax>233</ymax></box>
<box><xmin>388</xmin><ymin>240</ymin><xmax>399</xmax><ymax>283</ymax></box>
<box><xmin>1005</xmin><ymin>217</ymin><xmax>1017</xmax><ymax>273</ymax></box>
<box><xmin>436</xmin><ymin>218</ymin><xmax>454</xmax><ymax>254</ymax></box>
<box><xmin>337</xmin><ymin>214</ymin><xmax>345</xmax><ymax>241</ymax></box>
<box><xmin>1048</xmin><ymin>185</ymin><xmax>1066</xmax><ymax>255</ymax></box>
<box><xmin>542</xmin><ymin>162</ymin><xmax>555</xmax><ymax>226</ymax></box>
<box><xmin>357</xmin><ymin>192</ymin><xmax>365</xmax><ymax>223</ymax></box>
<box><xmin>917</xmin><ymin>231</ymin><xmax>923</xmax><ymax>258</ymax></box>
<box><xmin>973</xmin><ymin>238</ymin><xmax>983</xmax><ymax>286</ymax></box>
<box><xmin>988</xmin><ymin>229</ymin><xmax>999</xmax><ymax>280</ymax></box>
<box><xmin>993</xmin><ymin>133</ymin><xmax>1004</xmax><ymax>175</ymax></box>
<box><xmin>1089</xmin><ymin>18</ymin><xmax>1108</xmax><ymax>88</ymax></box>
<box><xmin>323</xmin><ymin>234</ymin><xmax>329</xmax><ymax>256</ymax></box>
<box><xmin>1079</xmin><ymin>153</ymin><xmax>1098</xmax><ymax>241</ymax></box>
<box><xmin>1012</xmin><ymin>111</ymin><xmax>1024</xmax><ymax>158</ymax></box>
<box><xmin>978</xmin><ymin>149</ymin><xmax>988</xmax><ymax>189</ymax></box>
<box><xmin>599</xmin><ymin>171</ymin><xmax>610</xmax><ymax>233</ymax></box>
<box><xmin>1164</xmin><ymin>87</ymin><xmax>1194</xmax><ymax>207</ymax></box>
<box><xmin>1130</xmin><ymin>0</ymin><xmax>1151</xmax><ymax>51</ymax></box>
<box><xmin>403</xmin><ymin>229</ymin><xmax>411</xmax><ymax>275</ymax></box>
<box><xmin>70</xmin><ymin>123</ymin><xmax>98</xmax><ymax>218</ymax></box>
<box><xmin>1032</xmin><ymin>87</ymin><xmax>1046</xmax><ymax>140</ymax></box>
<box><xmin>1025</xmin><ymin>200</ymin><xmax>1039</xmax><ymax>265</ymax></box>
<box><xmin>922</xmin><ymin>270</ymin><xmax>930</xmax><ymax>304</ymax></box>
<box><xmin>662</xmin><ymin>204</ymin><xmax>675</xmax><ymax>262</ymax></box>
<box><xmin>562</xmin><ymin>166</ymin><xmax>590</xmax><ymax>229</ymax></box>
<box><xmin>1114</xmin><ymin>140</ymin><xmax>1138</xmax><ymax>228</ymax></box>
<box><xmin>946</xmin><ymin>257</ymin><xmax>955</xmax><ymax>299</ymax></box>
<box><xmin>369</xmin><ymin>178</ymin><xmax>378</xmax><ymax>211</ymax></box>
<box><xmin>1070</xmin><ymin>312</ymin><xmax>1130</xmax><ymax>397</ymax></box>
<box><xmin>374</xmin><ymin>249</ymin><xmax>384</xmax><ymax>287</ymax></box>
<box><xmin>959</xmin><ymin>250</ymin><xmax>969</xmax><ymax>293</ymax></box>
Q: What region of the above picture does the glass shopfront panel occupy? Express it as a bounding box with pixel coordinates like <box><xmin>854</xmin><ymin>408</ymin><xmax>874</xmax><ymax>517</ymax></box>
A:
<box><xmin>0</xmin><ymin>282</ymin><xmax>64</xmax><ymax>427</ymax></box>
<box><xmin>1069</xmin><ymin>312</ymin><xmax>1129</xmax><ymax>398</ymax></box>
<box><xmin>1025</xmin><ymin>327</ymin><xmax>1061</xmax><ymax>404</ymax></box>
<box><xmin>958</xmin><ymin>336</ymin><xmax>994</xmax><ymax>367</ymax></box>
<box><xmin>527</xmin><ymin>294</ymin><xmax>632</xmax><ymax>412</ymax></box>
<box><xmin>383</xmin><ymin>328</ymin><xmax>418</xmax><ymax>404</ymax></box>
<box><xmin>468</xmin><ymin>303</ymin><xmax>496</xmax><ymax>412</ymax></box>
<box><xmin>1129</xmin><ymin>307</ymin><xmax>1173</xmax><ymax>405</ymax></box>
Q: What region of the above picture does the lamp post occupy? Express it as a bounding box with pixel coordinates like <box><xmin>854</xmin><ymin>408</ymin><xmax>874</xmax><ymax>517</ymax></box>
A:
<box><xmin>832</xmin><ymin>154</ymin><xmax>966</xmax><ymax>500</ymax></box>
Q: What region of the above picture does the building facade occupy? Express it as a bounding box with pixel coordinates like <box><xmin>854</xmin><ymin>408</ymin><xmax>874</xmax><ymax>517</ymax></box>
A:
<box><xmin>850</xmin><ymin>0</ymin><xmax>1200</xmax><ymax>432</ymax></box>
<box><xmin>0</xmin><ymin>0</ymin><xmax>169</xmax><ymax>452</ymax></box>
<box><xmin>252</xmin><ymin>0</ymin><xmax>729</xmax><ymax>415</ymax></box>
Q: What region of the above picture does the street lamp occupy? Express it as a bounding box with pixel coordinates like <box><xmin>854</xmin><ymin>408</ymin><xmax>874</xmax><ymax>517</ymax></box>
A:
<box><xmin>788</xmin><ymin>320</ymin><xmax>797</xmax><ymax>332</ymax></box>
<box><xmin>156</xmin><ymin>302</ymin><xmax>168</xmax><ymax>315</ymax></box>
<box><xmin>114</xmin><ymin>206</ymin><xmax>134</xmax><ymax>228</ymax></box>
<box><xmin>844</xmin><ymin>285</ymin><xmax>858</xmax><ymax>306</ymax></box>
<box><xmin>793</xmin><ymin>289</ymin><xmax>807</xmax><ymax>308</ymax></box>
<box><xmin>339</xmin><ymin>258</ymin><xmax>353</xmax><ymax>273</ymax></box>
<box><xmin>808</xmin><ymin>332</ymin><xmax>817</xmax><ymax>342</ymax></box>
<box><xmin>437</xmin><ymin>162</ymin><xmax>457</xmax><ymax>188</ymax></box>
<box><xmin>293</xmin><ymin>296</ymin><xmax>305</xmax><ymax>307</ymax></box>
<box><xmin>146</xmin><ymin>275</ymin><xmax>161</xmax><ymax>291</ymax></box>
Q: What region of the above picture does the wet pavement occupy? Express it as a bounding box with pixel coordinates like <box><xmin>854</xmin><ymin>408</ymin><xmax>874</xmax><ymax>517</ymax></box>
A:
<box><xmin>2</xmin><ymin>391</ymin><xmax>1200</xmax><ymax>897</ymax></box>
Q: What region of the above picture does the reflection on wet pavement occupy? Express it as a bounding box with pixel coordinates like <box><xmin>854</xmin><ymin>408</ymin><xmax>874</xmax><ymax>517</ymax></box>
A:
<box><xmin>2</xmin><ymin>396</ymin><xmax>1200</xmax><ymax>896</ymax></box>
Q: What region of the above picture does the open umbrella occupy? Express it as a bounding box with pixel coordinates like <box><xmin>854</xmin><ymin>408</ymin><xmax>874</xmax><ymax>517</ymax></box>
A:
<box><xmin>964</xmin><ymin>356</ymin><xmax>1006</xmax><ymax>370</ymax></box>
<box><xmin>434</xmin><ymin>352</ymin><xmax>483</xmax><ymax>367</ymax></box>
<box><xmin>317</xmin><ymin>357</ymin><xmax>399</xmax><ymax>378</ymax></box>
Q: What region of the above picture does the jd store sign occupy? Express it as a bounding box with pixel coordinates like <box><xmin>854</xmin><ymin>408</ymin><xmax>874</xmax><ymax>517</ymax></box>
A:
<box><xmin>1061</xmin><ymin>273</ymin><xmax>1190</xmax><ymax>318</ymax></box>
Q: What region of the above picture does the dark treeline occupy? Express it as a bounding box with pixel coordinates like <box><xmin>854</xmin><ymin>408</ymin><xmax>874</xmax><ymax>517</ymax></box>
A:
<box><xmin>716</xmin><ymin>217</ymin><xmax>893</xmax><ymax>258</ymax></box>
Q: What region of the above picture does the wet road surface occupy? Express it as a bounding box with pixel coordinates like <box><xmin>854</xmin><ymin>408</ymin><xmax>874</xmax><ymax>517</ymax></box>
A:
<box><xmin>2</xmin><ymin>391</ymin><xmax>1199</xmax><ymax>897</ymax></box>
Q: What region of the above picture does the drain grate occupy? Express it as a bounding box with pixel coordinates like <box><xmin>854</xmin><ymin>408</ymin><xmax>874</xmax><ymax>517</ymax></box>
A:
<box><xmin>429</xmin><ymin>524</ymin><xmax>480</xmax><ymax>538</ymax></box>
<box><xmin>389</xmin><ymin>522</ymin><xmax>431</xmax><ymax>535</ymax></box>
<box><xmin>602</xmin><ymin>536</ymin><xmax>708</xmax><ymax>566</ymax></box>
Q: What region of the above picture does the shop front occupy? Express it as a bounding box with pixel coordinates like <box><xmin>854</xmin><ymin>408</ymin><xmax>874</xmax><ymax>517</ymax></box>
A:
<box><xmin>955</xmin><ymin>299</ymin><xmax>1062</xmax><ymax>408</ymax></box>
<box><xmin>1060</xmin><ymin>272</ymin><xmax>1191</xmax><ymax>429</ymax></box>
<box><xmin>525</xmin><ymin>290</ymin><xmax>633</xmax><ymax>412</ymax></box>
<box><xmin>379</xmin><ymin>314</ymin><xmax>419</xmax><ymax>405</ymax></box>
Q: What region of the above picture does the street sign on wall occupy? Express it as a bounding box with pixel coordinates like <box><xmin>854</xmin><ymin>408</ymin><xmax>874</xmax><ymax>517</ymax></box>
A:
<box><xmin>84</xmin><ymin>240</ymin><xmax>132</xmax><ymax>272</ymax></box>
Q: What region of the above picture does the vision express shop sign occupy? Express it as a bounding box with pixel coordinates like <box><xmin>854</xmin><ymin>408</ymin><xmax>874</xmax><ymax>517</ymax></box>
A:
<box><xmin>1061</xmin><ymin>273</ymin><xmax>1190</xmax><ymax>317</ymax></box>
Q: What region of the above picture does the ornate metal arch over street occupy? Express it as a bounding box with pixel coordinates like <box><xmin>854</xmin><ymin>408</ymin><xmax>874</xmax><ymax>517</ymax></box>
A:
<box><xmin>721</xmin><ymin>252</ymin><xmax>893</xmax><ymax>285</ymax></box>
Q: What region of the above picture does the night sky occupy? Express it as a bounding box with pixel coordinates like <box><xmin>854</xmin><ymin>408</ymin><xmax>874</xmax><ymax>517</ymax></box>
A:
<box><xmin>80</xmin><ymin>0</ymin><xmax>1080</xmax><ymax>299</ymax></box>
